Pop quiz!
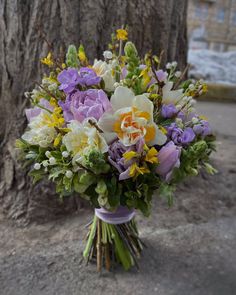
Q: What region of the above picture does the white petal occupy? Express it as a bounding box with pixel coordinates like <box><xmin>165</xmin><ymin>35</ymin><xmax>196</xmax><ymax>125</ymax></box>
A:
<box><xmin>110</xmin><ymin>86</ymin><xmax>134</xmax><ymax>111</ymax></box>
<box><xmin>162</xmin><ymin>81</ymin><xmax>183</xmax><ymax>104</ymax></box>
<box><xmin>98</xmin><ymin>112</ymin><xmax>116</xmax><ymax>133</ymax></box>
<box><xmin>148</xmin><ymin>124</ymin><xmax>167</xmax><ymax>146</ymax></box>
<box><xmin>133</xmin><ymin>94</ymin><xmax>154</xmax><ymax>121</ymax></box>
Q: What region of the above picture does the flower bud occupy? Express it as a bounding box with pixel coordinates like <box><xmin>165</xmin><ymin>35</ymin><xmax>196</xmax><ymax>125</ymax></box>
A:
<box><xmin>45</xmin><ymin>151</ymin><xmax>51</xmax><ymax>158</ymax></box>
<box><xmin>62</xmin><ymin>151</ymin><xmax>69</xmax><ymax>158</ymax></box>
<box><xmin>42</xmin><ymin>160</ymin><xmax>49</xmax><ymax>167</ymax></box>
<box><xmin>103</xmin><ymin>50</ymin><xmax>113</xmax><ymax>60</ymax></box>
<box><xmin>49</xmin><ymin>157</ymin><xmax>56</xmax><ymax>165</ymax></box>
<box><xmin>124</xmin><ymin>41</ymin><xmax>138</xmax><ymax>57</ymax></box>
<box><xmin>65</xmin><ymin>170</ymin><xmax>73</xmax><ymax>178</ymax></box>
<box><xmin>34</xmin><ymin>163</ymin><xmax>41</xmax><ymax>170</ymax></box>
<box><xmin>175</xmin><ymin>71</ymin><xmax>181</xmax><ymax>78</ymax></box>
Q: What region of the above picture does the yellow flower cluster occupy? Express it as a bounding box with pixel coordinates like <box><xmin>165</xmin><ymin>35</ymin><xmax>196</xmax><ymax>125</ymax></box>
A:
<box><xmin>41</xmin><ymin>52</ymin><xmax>54</xmax><ymax>67</ymax></box>
<box><xmin>123</xmin><ymin>145</ymin><xmax>158</xmax><ymax>178</ymax></box>
<box><xmin>116</xmin><ymin>29</ymin><xmax>128</xmax><ymax>41</ymax></box>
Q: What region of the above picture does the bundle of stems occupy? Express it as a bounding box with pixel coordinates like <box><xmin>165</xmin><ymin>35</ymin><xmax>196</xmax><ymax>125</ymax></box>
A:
<box><xmin>83</xmin><ymin>215</ymin><xmax>144</xmax><ymax>271</ymax></box>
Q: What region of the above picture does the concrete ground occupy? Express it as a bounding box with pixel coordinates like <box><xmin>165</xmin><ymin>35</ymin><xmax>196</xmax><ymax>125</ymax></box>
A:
<box><xmin>0</xmin><ymin>101</ymin><xmax>236</xmax><ymax>295</ymax></box>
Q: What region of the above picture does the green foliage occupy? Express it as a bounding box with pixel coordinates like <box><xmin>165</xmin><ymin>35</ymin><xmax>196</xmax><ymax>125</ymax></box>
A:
<box><xmin>83</xmin><ymin>150</ymin><xmax>110</xmax><ymax>175</ymax></box>
<box><xmin>66</xmin><ymin>45</ymin><xmax>79</xmax><ymax>68</ymax></box>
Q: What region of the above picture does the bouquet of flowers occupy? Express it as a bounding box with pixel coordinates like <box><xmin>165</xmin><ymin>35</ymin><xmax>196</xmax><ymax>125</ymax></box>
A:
<box><xmin>16</xmin><ymin>28</ymin><xmax>216</xmax><ymax>271</ymax></box>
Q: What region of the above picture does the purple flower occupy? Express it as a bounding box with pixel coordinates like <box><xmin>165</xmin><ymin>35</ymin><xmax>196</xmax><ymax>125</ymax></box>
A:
<box><xmin>156</xmin><ymin>70</ymin><xmax>168</xmax><ymax>82</ymax></box>
<box><xmin>77</xmin><ymin>67</ymin><xmax>101</xmax><ymax>87</ymax></box>
<box><xmin>108</xmin><ymin>139</ymin><xmax>145</xmax><ymax>180</ymax></box>
<box><xmin>58</xmin><ymin>68</ymin><xmax>80</xmax><ymax>93</ymax></box>
<box><xmin>59</xmin><ymin>89</ymin><xmax>112</xmax><ymax>122</ymax></box>
<box><xmin>161</xmin><ymin>104</ymin><xmax>178</xmax><ymax>118</ymax></box>
<box><xmin>25</xmin><ymin>98</ymin><xmax>53</xmax><ymax>122</ymax></box>
<box><xmin>193</xmin><ymin>120</ymin><xmax>211</xmax><ymax>137</ymax></box>
<box><xmin>156</xmin><ymin>141</ymin><xmax>181</xmax><ymax>181</ymax></box>
<box><xmin>167</xmin><ymin>123</ymin><xmax>195</xmax><ymax>146</ymax></box>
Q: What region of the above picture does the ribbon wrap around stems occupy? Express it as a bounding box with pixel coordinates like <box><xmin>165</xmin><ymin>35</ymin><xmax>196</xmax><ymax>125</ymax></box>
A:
<box><xmin>95</xmin><ymin>206</ymin><xmax>135</xmax><ymax>225</ymax></box>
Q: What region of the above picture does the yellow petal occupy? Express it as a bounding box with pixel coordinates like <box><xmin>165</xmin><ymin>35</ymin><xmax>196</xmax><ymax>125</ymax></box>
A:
<box><xmin>145</xmin><ymin>125</ymin><xmax>156</xmax><ymax>142</ymax></box>
<box><xmin>145</xmin><ymin>147</ymin><xmax>158</xmax><ymax>164</ymax></box>
<box><xmin>123</xmin><ymin>151</ymin><xmax>138</xmax><ymax>161</ymax></box>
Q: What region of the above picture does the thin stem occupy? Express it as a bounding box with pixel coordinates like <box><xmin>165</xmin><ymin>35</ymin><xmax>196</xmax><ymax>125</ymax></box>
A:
<box><xmin>97</xmin><ymin>219</ymin><xmax>102</xmax><ymax>272</ymax></box>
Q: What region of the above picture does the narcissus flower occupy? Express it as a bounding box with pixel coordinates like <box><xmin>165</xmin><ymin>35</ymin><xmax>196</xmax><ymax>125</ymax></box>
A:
<box><xmin>98</xmin><ymin>86</ymin><xmax>167</xmax><ymax>146</ymax></box>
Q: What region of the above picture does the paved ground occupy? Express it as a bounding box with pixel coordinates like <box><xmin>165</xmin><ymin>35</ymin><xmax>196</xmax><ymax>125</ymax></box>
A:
<box><xmin>0</xmin><ymin>101</ymin><xmax>236</xmax><ymax>295</ymax></box>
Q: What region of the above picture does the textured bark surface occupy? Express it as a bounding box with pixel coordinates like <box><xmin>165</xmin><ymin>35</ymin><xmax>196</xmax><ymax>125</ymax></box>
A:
<box><xmin>0</xmin><ymin>0</ymin><xmax>188</xmax><ymax>224</ymax></box>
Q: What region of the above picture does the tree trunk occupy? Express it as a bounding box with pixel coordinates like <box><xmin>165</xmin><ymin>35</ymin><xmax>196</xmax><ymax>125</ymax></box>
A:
<box><xmin>0</xmin><ymin>0</ymin><xmax>188</xmax><ymax>224</ymax></box>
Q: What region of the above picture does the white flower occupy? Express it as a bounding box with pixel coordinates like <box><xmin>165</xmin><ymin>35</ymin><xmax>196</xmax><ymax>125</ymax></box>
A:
<box><xmin>175</xmin><ymin>71</ymin><xmax>181</xmax><ymax>78</ymax></box>
<box><xmin>49</xmin><ymin>157</ymin><xmax>56</xmax><ymax>165</ymax></box>
<box><xmin>22</xmin><ymin>112</ymin><xmax>57</xmax><ymax>148</ymax></box>
<box><xmin>63</xmin><ymin>119</ymin><xmax>108</xmax><ymax>164</ymax></box>
<box><xmin>103</xmin><ymin>50</ymin><xmax>113</xmax><ymax>60</ymax></box>
<box><xmin>93</xmin><ymin>60</ymin><xmax>116</xmax><ymax>92</ymax></box>
<box><xmin>166</xmin><ymin>63</ymin><xmax>172</xmax><ymax>69</ymax></box>
<box><xmin>62</xmin><ymin>151</ymin><xmax>69</xmax><ymax>158</ymax></box>
<box><xmin>162</xmin><ymin>81</ymin><xmax>183</xmax><ymax>105</ymax></box>
<box><xmin>34</xmin><ymin>163</ymin><xmax>41</xmax><ymax>170</ymax></box>
<box><xmin>192</xmin><ymin>117</ymin><xmax>199</xmax><ymax>124</ymax></box>
<box><xmin>65</xmin><ymin>170</ymin><xmax>73</xmax><ymax>178</ymax></box>
<box><xmin>98</xmin><ymin>86</ymin><xmax>167</xmax><ymax>146</ymax></box>
<box><xmin>172</xmin><ymin>61</ymin><xmax>177</xmax><ymax>67</ymax></box>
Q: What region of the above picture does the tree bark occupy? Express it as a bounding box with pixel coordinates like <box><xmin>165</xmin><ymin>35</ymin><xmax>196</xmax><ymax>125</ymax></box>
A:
<box><xmin>0</xmin><ymin>0</ymin><xmax>188</xmax><ymax>224</ymax></box>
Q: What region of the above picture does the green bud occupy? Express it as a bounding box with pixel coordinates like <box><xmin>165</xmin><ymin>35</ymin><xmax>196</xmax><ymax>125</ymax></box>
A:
<box><xmin>124</xmin><ymin>41</ymin><xmax>138</xmax><ymax>57</ymax></box>
<box><xmin>66</xmin><ymin>45</ymin><xmax>79</xmax><ymax>67</ymax></box>
<box><xmin>95</xmin><ymin>180</ymin><xmax>108</xmax><ymax>196</ymax></box>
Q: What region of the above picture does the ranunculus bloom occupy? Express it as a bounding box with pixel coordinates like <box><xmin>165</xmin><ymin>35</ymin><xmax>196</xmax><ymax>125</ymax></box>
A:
<box><xmin>59</xmin><ymin>89</ymin><xmax>112</xmax><ymax>122</ymax></box>
<box><xmin>63</xmin><ymin>119</ymin><xmax>108</xmax><ymax>164</ymax></box>
<box><xmin>161</xmin><ymin>104</ymin><xmax>178</xmax><ymax>118</ymax></box>
<box><xmin>156</xmin><ymin>141</ymin><xmax>181</xmax><ymax>181</ymax></box>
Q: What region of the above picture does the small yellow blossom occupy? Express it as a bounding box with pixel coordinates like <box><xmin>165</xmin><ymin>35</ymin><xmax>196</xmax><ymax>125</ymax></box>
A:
<box><xmin>41</xmin><ymin>52</ymin><xmax>54</xmax><ymax>67</ymax></box>
<box><xmin>139</xmin><ymin>67</ymin><xmax>151</xmax><ymax>87</ymax></box>
<box><xmin>159</xmin><ymin>126</ymin><xmax>167</xmax><ymax>135</ymax></box>
<box><xmin>116</xmin><ymin>29</ymin><xmax>128</xmax><ymax>41</ymax></box>
<box><xmin>202</xmin><ymin>84</ymin><xmax>208</xmax><ymax>93</ymax></box>
<box><xmin>53</xmin><ymin>133</ymin><xmax>62</xmax><ymax>147</ymax></box>
<box><xmin>145</xmin><ymin>147</ymin><xmax>158</xmax><ymax>164</ymax></box>
<box><xmin>62</xmin><ymin>63</ymin><xmax>66</xmax><ymax>69</ymax></box>
<box><xmin>123</xmin><ymin>151</ymin><xmax>138</xmax><ymax>162</ymax></box>
<box><xmin>50</xmin><ymin>98</ymin><xmax>58</xmax><ymax>107</ymax></box>
<box><xmin>78</xmin><ymin>44</ymin><xmax>88</xmax><ymax>65</ymax></box>
<box><xmin>129</xmin><ymin>163</ymin><xmax>150</xmax><ymax>178</ymax></box>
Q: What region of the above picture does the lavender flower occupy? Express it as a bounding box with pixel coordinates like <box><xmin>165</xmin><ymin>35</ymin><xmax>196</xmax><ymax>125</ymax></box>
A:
<box><xmin>58</xmin><ymin>68</ymin><xmax>81</xmax><ymax>93</ymax></box>
<box><xmin>156</xmin><ymin>141</ymin><xmax>181</xmax><ymax>181</ymax></box>
<box><xmin>155</xmin><ymin>70</ymin><xmax>168</xmax><ymax>82</ymax></box>
<box><xmin>167</xmin><ymin>123</ymin><xmax>195</xmax><ymax>146</ymax></box>
<box><xmin>59</xmin><ymin>89</ymin><xmax>112</xmax><ymax>122</ymax></box>
<box><xmin>77</xmin><ymin>67</ymin><xmax>101</xmax><ymax>87</ymax></box>
<box><xmin>161</xmin><ymin>104</ymin><xmax>178</xmax><ymax>118</ymax></box>
<box><xmin>193</xmin><ymin>120</ymin><xmax>211</xmax><ymax>137</ymax></box>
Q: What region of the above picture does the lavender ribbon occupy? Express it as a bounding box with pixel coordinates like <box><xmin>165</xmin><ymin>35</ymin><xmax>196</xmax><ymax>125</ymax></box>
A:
<box><xmin>95</xmin><ymin>206</ymin><xmax>135</xmax><ymax>224</ymax></box>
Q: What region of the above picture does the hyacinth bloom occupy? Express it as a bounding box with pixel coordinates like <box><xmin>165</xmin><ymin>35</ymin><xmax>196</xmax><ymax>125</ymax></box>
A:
<box><xmin>98</xmin><ymin>86</ymin><xmax>167</xmax><ymax>146</ymax></box>
<box><xmin>59</xmin><ymin>89</ymin><xmax>112</xmax><ymax>122</ymax></box>
<box><xmin>63</xmin><ymin>119</ymin><xmax>108</xmax><ymax>164</ymax></box>
<box><xmin>156</xmin><ymin>141</ymin><xmax>181</xmax><ymax>181</ymax></box>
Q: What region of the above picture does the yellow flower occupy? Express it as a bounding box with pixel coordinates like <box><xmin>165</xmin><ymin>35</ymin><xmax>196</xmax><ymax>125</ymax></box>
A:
<box><xmin>78</xmin><ymin>44</ymin><xmax>88</xmax><ymax>64</ymax></box>
<box><xmin>129</xmin><ymin>163</ymin><xmax>150</xmax><ymax>178</ymax></box>
<box><xmin>145</xmin><ymin>147</ymin><xmax>158</xmax><ymax>164</ymax></box>
<box><xmin>202</xmin><ymin>84</ymin><xmax>208</xmax><ymax>93</ymax></box>
<box><xmin>41</xmin><ymin>52</ymin><xmax>54</xmax><ymax>67</ymax></box>
<box><xmin>50</xmin><ymin>98</ymin><xmax>58</xmax><ymax>107</ymax></box>
<box><xmin>123</xmin><ymin>150</ymin><xmax>138</xmax><ymax>161</ymax></box>
<box><xmin>53</xmin><ymin>133</ymin><xmax>62</xmax><ymax>147</ymax></box>
<box><xmin>139</xmin><ymin>67</ymin><xmax>151</xmax><ymax>87</ymax></box>
<box><xmin>116</xmin><ymin>29</ymin><xmax>128</xmax><ymax>41</ymax></box>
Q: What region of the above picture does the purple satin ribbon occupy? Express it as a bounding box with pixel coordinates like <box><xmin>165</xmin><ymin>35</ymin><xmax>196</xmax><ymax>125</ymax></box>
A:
<box><xmin>95</xmin><ymin>206</ymin><xmax>135</xmax><ymax>224</ymax></box>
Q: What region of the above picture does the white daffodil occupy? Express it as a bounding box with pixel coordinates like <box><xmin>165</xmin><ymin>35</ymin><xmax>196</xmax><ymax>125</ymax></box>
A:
<box><xmin>63</xmin><ymin>119</ymin><xmax>108</xmax><ymax>165</ymax></box>
<box><xmin>98</xmin><ymin>86</ymin><xmax>167</xmax><ymax>147</ymax></box>
<box><xmin>93</xmin><ymin>60</ymin><xmax>116</xmax><ymax>92</ymax></box>
<box><xmin>162</xmin><ymin>81</ymin><xmax>183</xmax><ymax>105</ymax></box>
